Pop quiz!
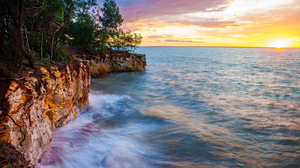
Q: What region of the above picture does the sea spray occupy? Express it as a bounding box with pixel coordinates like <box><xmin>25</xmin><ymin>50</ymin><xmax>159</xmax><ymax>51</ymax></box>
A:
<box><xmin>36</xmin><ymin>93</ymin><xmax>162</xmax><ymax>168</ymax></box>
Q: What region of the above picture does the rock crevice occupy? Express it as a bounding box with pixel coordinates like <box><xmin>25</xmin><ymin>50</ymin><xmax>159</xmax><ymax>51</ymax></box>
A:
<box><xmin>0</xmin><ymin>59</ymin><xmax>90</xmax><ymax>166</ymax></box>
<box><xmin>0</xmin><ymin>51</ymin><xmax>147</xmax><ymax>166</ymax></box>
<box><xmin>69</xmin><ymin>49</ymin><xmax>147</xmax><ymax>77</ymax></box>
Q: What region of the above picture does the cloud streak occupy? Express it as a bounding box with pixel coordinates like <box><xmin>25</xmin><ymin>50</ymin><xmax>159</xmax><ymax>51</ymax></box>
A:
<box><xmin>96</xmin><ymin>0</ymin><xmax>300</xmax><ymax>47</ymax></box>
<box><xmin>165</xmin><ymin>39</ymin><xmax>204</xmax><ymax>43</ymax></box>
<box><xmin>119</xmin><ymin>0</ymin><xmax>234</xmax><ymax>22</ymax></box>
<box><xmin>148</xmin><ymin>34</ymin><xmax>173</xmax><ymax>39</ymax></box>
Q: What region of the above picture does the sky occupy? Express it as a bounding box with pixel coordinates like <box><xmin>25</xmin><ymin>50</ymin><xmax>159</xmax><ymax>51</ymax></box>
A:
<box><xmin>98</xmin><ymin>0</ymin><xmax>300</xmax><ymax>48</ymax></box>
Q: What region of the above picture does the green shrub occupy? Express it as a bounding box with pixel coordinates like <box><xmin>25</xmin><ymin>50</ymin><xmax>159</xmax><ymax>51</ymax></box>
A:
<box><xmin>53</xmin><ymin>44</ymin><xmax>73</xmax><ymax>61</ymax></box>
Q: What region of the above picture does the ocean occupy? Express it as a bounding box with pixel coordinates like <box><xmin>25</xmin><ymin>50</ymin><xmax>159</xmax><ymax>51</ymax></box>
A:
<box><xmin>37</xmin><ymin>47</ymin><xmax>300</xmax><ymax>168</ymax></box>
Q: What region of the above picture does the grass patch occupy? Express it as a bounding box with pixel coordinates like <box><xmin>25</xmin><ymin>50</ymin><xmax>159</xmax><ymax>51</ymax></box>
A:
<box><xmin>34</xmin><ymin>58</ymin><xmax>51</xmax><ymax>67</ymax></box>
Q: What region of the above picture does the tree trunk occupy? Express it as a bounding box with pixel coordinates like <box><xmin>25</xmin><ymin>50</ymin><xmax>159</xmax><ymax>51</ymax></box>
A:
<box><xmin>25</xmin><ymin>52</ymin><xmax>35</xmax><ymax>69</ymax></box>
<box><xmin>40</xmin><ymin>31</ymin><xmax>43</xmax><ymax>60</ymax></box>
<box><xmin>31</xmin><ymin>23</ymin><xmax>34</xmax><ymax>34</ymax></box>
<box><xmin>20</xmin><ymin>20</ymin><xmax>35</xmax><ymax>70</ymax></box>
<box><xmin>21</xmin><ymin>29</ymin><xmax>35</xmax><ymax>70</ymax></box>
<box><xmin>50</xmin><ymin>29</ymin><xmax>59</xmax><ymax>62</ymax></box>
<box><xmin>3</xmin><ymin>0</ymin><xmax>37</xmax><ymax>73</ymax></box>
<box><xmin>24</xmin><ymin>25</ymin><xmax>31</xmax><ymax>53</ymax></box>
<box><xmin>18</xmin><ymin>0</ymin><xmax>25</xmax><ymax>70</ymax></box>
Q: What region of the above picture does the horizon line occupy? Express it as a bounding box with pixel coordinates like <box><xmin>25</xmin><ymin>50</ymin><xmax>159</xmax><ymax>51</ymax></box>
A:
<box><xmin>139</xmin><ymin>46</ymin><xmax>300</xmax><ymax>49</ymax></box>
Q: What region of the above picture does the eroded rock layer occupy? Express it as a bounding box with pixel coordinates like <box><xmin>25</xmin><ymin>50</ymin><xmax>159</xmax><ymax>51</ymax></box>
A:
<box><xmin>0</xmin><ymin>59</ymin><xmax>90</xmax><ymax>166</ymax></box>
<box><xmin>69</xmin><ymin>49</ymin><xmax>147</xmax><ymax>77</ymax></box>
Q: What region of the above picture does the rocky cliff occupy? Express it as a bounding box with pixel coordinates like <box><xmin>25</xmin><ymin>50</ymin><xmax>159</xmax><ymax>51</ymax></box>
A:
<box><xmin>0</xmin><ymin>59</ymin><xmax>90</xmax><ymax>166</ymax></box>
<box><xmin>0</xmin><ymin>50</ymin><xmax>146</xmax><ymax>167</ymax></box>
<box><xmin>69</xmin><ymin>49</ymin><xmax>146</xmax><ymax>77</ymax></box>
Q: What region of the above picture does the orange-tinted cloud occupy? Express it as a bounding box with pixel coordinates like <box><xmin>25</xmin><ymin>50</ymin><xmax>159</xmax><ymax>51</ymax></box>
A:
<box><xmin>164</xmin><ymin>39</ymin><xmax>204</xmax><ymax>43</ymax></box>
<box><xmin>118</xmin><ymin>0</ymin><xmax>234</xmax><ymax>22</ymax></box>
<box><xmin>148</xmin><ymin>34</ymin><xmax>173</xmax><ymax>39</ymax></box>
<box><xmin>97</xmin><ymin>0</ymin><xmax>300</xmax><ymax>48</ymax></box>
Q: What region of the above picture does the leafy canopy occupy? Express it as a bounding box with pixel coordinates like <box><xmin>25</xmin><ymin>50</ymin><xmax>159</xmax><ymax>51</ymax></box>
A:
<box><xmin>0</xmin><ymin>0</ymin><xmax>142</xmax><ymax>77</ymax></box>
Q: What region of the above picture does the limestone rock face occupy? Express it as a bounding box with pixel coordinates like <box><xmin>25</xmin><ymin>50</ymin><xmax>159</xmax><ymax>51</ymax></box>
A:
<box><xmin>0</xmin><ymin>59</ymin><xmax>90</xmax><ymax>166</ymax></box>
<box><xmin>89</xmin><ymin>54</ymin><xmax>146</xmax><ymax>77</ymax></box>
<box><xmin>68</xmin><ymin>49</ymin><xmax>146</xmax><ymax>77</ymax></box>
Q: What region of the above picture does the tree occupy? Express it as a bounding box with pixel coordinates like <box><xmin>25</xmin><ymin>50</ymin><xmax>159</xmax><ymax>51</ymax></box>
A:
<box><xmin>93</xmin><ymin>0</ymin><xmax>123</xmax><ymax>52</ymax></box>
<box><xmin>0</xmin><ymin>0</ymin><xmax>44</xmax><ymax>73</ymax></box>
<box><xmin>108</xmin><ymin>31</ymin><xmax>143</xmax><ymax>53</ymax></box>
<box><xmin>37</xmin><ymin>0</ymin><xmax>96</xmax><ymax>61</ymax></box>
<box><xmin>25</xmin><ymin>0</ymin><xmax>56</xmax><ymax>60</ymax></box>
<box><xmin>0</xmin><ymin>0</ymin><xmax>142</xmax><ymax>78</ymax></box>
<box><xmin>98</xmin><ymin>0</ymin><xmax>123</xmax><ymax>32</ymax></box>
<box><xmin>69</xmin><ymin>13</ymin><xmax>96</xmax><ymax>49</ymax></box>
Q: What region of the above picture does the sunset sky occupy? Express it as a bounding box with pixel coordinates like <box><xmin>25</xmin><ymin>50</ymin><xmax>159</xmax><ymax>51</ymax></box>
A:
<box><xmin>99</xmin><ymin>0</ymin><xmax>300</xmax><ymax>48</ymax></box>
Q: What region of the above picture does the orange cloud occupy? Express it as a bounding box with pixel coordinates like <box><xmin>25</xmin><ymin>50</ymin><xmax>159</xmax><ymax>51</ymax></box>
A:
<box><xmin>119</xmin><ymin>0</ymin><xmax>234</xmax><ymax>22</ymax></box>
<box><xmin>107</xmin><ymin>0</ymin><xmax>300</xmax><ymax>48</ymax></box>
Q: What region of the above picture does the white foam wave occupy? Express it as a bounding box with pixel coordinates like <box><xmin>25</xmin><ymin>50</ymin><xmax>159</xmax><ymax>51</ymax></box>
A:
<box><xmin>36</xmin><ymin>93</ymin><xmax>160</xmax><ymax>168</ymax></box>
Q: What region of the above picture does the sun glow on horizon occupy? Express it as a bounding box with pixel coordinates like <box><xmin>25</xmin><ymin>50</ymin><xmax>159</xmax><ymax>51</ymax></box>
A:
<box><xmin>121</xmin><ymin>0</ymin><xmax>300</xmax><ymax>48</ymax></box>
<box><xmin>269</xmin><ymin>40</ymin><xmax>291</xmax><ymax>49</ymax></box>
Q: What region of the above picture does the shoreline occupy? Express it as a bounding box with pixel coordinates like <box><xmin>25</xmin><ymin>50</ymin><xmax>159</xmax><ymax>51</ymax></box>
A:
<box><xmin>0</xmin><ymin>50</ymin><xmax>146</xmax><ymax>167</ymax></box>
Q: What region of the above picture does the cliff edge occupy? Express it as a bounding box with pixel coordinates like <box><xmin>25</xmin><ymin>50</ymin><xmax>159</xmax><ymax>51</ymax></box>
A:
<box><xmin>69</xmin><ymin>49</ymin><xmax>147</xmax><ymax>77</ymax></box>
<box><xmin>0</xmin><ymin>59</ymin><xmax>90</xmax><ymax>166</ymax></box>
<box><xmin>0</xmin><ymin>50</ymin><xmax>147</xmax><ymax>167</ymax></box>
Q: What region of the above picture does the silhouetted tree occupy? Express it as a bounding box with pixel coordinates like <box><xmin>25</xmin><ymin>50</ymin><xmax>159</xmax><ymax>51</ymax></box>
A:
<box><xmin>108</xmin><ymin>31</ymin><xmax>143</xmax><ymax>53</ymax></box>
<box><xmin>93</xmin><ymin>0</ymin><xmax>123</xmax><ymax>52</ymax></box>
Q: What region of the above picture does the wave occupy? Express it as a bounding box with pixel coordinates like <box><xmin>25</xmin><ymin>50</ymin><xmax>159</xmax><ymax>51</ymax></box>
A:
<box><xmin>36</xmin><ymin>93</ymin><xmax>162</xmax><ymax>168</ymax></box>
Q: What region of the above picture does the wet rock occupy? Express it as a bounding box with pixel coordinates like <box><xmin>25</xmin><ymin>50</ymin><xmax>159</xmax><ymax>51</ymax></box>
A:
<box><xmin>0</xmin><ymin>59</ymin><xmax>90</xmax><ymax>166</ymax></box>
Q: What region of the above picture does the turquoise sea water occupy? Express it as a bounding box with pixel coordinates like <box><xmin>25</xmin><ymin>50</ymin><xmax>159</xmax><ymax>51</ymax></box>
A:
<box><xmin>37</xmin><ymin>47</ymin><xmax>300</xmax><ymax>168</ymax></box>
